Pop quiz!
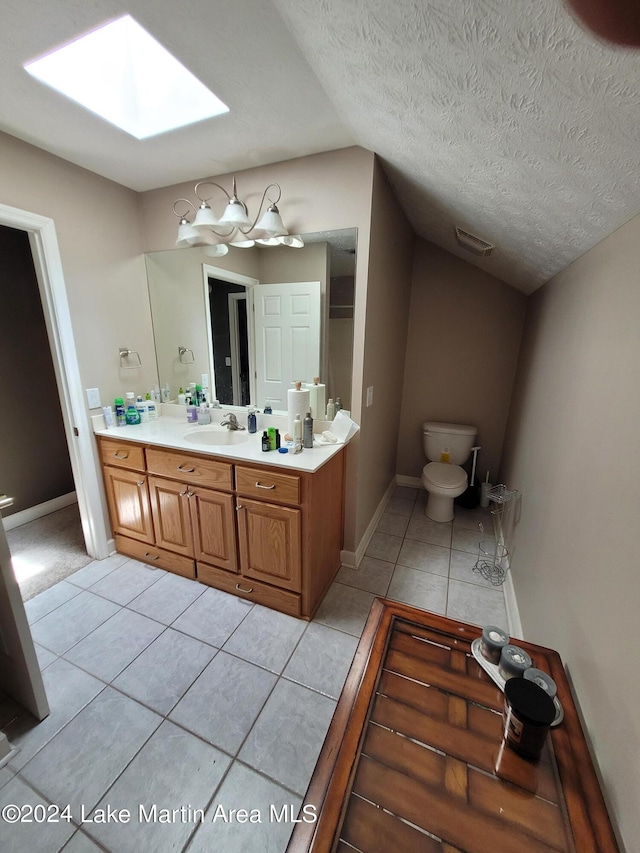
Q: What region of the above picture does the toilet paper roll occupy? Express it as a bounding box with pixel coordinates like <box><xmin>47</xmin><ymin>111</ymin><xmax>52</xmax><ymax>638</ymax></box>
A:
<box><xmin>287</xmin><ymin>387</ymin><xmax>310</xmax><ymax>438</ymax></box>
<box><xmin>305</xmin><ymin>382</ymin><xmax>326</xmax><ymax>420</ymax></box>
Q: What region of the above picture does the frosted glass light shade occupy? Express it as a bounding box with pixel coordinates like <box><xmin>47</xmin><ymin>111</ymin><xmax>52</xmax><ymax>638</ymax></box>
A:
<box><xmin>255</xmin><ymin>206</ymin><xmax>287</xmax><ymax>237</ymax></box>
<box><xmin>219</xmin><ymin>200</ymin><xmax>252</xmax><ymax>229</ymax></box>
<box><xmin>193</xmin><ymin>204</ymin><xmax>220</xmax><ymax>230</ymax></box>
<box><xmin>280</xmin><ymin>234</ymin><xmax>305</xmax><ymax>248</ymax></box>
<box><xmin>176</xmin><ymin>219</ymin><xmax>201</xmax><ymax>246</ymax></box>
<box><xmin>204</xmin><ymin>244</ymin><xmax>229</xmax><ymax>257</ymax></box>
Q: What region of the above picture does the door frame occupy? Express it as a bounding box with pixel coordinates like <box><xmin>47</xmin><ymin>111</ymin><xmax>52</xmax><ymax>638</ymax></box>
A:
<box><xmin>202</xmin><ymin>263</ymin><xmax>258</xmax><ymax>409</ymax></box>
<box><xmin>0</xmin><ymin>202</ymin><xmax>108</xmax><ymax>559</ymax></box>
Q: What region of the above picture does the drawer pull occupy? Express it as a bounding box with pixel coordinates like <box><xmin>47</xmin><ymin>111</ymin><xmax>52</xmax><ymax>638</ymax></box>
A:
<box><xmin>144</xmin><ymin>552</ymin><xmax>160</xmax><ymax>561</ymax></box>
<box><xmin>136</xmin><ymin>480</ymin><xmax>145</xmax><ymax>486</ymax></box>
<box><xmin>177</xmin><ymin>464</ymin><xmax>196</xmax><ymax>473</ymax></box>
<box><xmin>236</xmin><ymin>583</ymin><xmax>254</xmax><ymax>593</ymax></box>
<box><xmin>114</xmin><ymin>451</ymin><xmax>129</xmax><ymax>459</ymax></box>
<box><xmin>255</xmin><ymin>481</ymin><xmax>276</xmax><ymax>490</ymax></box>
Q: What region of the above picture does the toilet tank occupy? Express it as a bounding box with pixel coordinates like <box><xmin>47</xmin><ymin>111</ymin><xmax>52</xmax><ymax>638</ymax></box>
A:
<box><xmin>422</xmin><ymin>421</ymin><xmax>477</xmax><ymax>464</ymax></box>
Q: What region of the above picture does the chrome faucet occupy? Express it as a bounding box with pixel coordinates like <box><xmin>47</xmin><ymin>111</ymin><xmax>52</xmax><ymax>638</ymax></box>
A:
<box><xmin>220</xmin><ymin>412</ymin><xmax>245</xmax><ymax>430</ymax></box>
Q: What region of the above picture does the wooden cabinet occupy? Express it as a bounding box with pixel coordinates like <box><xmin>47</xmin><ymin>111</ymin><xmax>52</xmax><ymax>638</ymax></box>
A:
<box><xmin>98</xmin><ymin>436</ymin><xmax>345</xmax><ymax>619</ymax></box>
<box><xmin>237</xmin><ymin>497</ymin><xmax>301</xmax><ymax>592</ymax></box>
<box><xmin>103</xmin><ymin>465</ymin><xmax>154</xmax><ymax>544</ymax></box>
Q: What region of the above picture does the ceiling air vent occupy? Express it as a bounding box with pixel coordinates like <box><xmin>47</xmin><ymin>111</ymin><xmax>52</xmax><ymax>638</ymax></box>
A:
<box><xmin>455</xmin><ymin>227</ymin><xmax>495</xmax><ymax>257</ymax></box>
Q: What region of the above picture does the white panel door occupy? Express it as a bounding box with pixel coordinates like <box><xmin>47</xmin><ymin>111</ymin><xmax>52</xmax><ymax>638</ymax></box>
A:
<box><xmin>0</xmin><ymin>497</ymin><xmax>49</xmax><ymax>721</ymax></box>
<box><xmin>254</xmin><ymin>281</ymin><xmax>321</xmax><ymax>410</ymax></box>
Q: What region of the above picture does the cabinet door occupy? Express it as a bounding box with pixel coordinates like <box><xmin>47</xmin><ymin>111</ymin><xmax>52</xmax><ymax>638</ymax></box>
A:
<box><xmin>189</xmin><ymin>486</ymin><xmax>238</xmax><ymax>573</ymax></box>
<box><xmin>237</xmin><ymin>498</ymin><xmax>301</xmax><ymax>592</ymax></box>
<box><xmin>148</xmin><ymin>476</ymin><xmax>194</xmax><ymax>558</ymax></box>
<box><xmin>103</xmin><ymin>466</ymin><xmax>154</xmax><ymax>544</ymax></box>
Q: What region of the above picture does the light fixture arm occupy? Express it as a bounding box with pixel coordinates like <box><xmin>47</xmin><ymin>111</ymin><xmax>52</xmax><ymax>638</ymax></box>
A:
<box><xmin>194</xmin><ymin>180</ymin><xmax>232</xmax><ymax>204</ymax></box>
<box><xmin>172</xmin><ymin>198</ymin><xmax>197</xmax><ymax>220</ymax></box>
<box><xmin>236</xmin><ymin>182</ymin><xmax>283</xmax><ymax>235</ymax></box>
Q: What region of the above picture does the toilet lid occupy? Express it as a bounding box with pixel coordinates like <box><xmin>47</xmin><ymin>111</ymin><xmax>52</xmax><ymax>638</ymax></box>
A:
<box><xmin>423</xmin><ymin>462</ymin><xmax>467</xmax><ymax>489</ymax></box>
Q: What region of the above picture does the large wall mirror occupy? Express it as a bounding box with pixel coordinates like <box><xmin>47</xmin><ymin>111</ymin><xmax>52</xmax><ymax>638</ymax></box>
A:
<box><xmin>145</xmin><ymin>228</ymin><xmax>356</xmax><ymax>414</ymax></box>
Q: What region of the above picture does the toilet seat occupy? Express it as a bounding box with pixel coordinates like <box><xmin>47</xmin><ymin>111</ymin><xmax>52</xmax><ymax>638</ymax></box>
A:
<box><xmin>422</xmin><ymin>462</ymin><xmax>467</xmax><ymax>490</ymax></box>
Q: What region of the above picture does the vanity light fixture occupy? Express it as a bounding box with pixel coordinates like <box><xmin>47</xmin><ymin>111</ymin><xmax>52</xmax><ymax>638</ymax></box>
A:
<box><xmin>173</xmin><ymin>178</ymin><xmax>304</xmax><ymax>250</ymax></box>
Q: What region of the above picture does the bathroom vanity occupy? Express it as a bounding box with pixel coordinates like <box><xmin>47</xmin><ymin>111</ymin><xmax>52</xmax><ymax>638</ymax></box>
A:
<box><xmin>95</xmin><ymin>419</ymin><xmax>346</xmax><ymax>619</ymax></box>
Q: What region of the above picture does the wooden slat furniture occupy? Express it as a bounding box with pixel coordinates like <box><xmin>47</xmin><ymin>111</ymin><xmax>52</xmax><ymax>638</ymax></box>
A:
<box><xmin>288</xmin><ymin>599</ymin><xmax>619</xmax><ymax>853</ymax></box>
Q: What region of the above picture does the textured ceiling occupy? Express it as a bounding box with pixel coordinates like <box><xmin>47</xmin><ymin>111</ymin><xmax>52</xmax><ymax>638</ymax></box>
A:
<box><xmin>2</xmin><ymin>0</ymin><xmax>640</xmax><ymax>293</ymax></box>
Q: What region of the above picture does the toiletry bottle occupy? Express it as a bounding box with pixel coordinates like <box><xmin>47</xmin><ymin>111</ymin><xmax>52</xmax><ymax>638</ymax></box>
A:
<box><xmin>114</xmin><ymin>397</ymin><xmax>126</xmax><ymax>427</ymax></box>
<box><xmin>197</xmin><ymin>401</ymin><xmax>211</xmax><ymax>425</ymax></box>
<box><xmin>262</xmin><ymin>430</ymin><xmax>270</xmax><ymax>451</ymax></box>
<box><xmin>326</xmin><ymin>398</ymin><xmax>336</xmax><ymax>420</ymax></box>
<box><xmin>103</xmin><ymin>406</ymin><xmax>114</xmax><ymax>428</ymax></box>
<box><xmin>275</xmin><ymin>429</ymin><xmax>281</xmax><ymax>449</ymax></box>
<box><xmin>178</xmin><ymin>388</ymin><xmax>187</xmax><ymax>405</ymax></box>
<box><xmin>186</xmin><ymin>399</ymin><xmax>198</xmax><ymax>423</ymax></box>
<box><xmin>162</xmin><ymin>384</ymin><xmax>170</xmax><ymax>403</ymax></box>
<box><xmin>136</xmin><ymin>395</ymin><xmax>150</xmax><ymax>423</ymax></box>
<box><xmin>440</xmin><ymin>446</ymin><xmax>451</xmax><ymax>463</ymax></box>
<box><xmin>145</xmin><ymin>393</ymin><xmax>158</xmax><ymax>421</ymax></box>
<box><xmin>264</xmin><ymin>402</ymin><xmax>273</xmax><ymax>415</ymax></box>
<box><xmin>195</xmin><ymin>384</ymin><xmax>203</xmax><ymax>405</ymax></box>
<box><xmin>247</xmin><ymin>407</ymin><xmax>257</xmax><ymax>434</ymax></box>
<box><xmin>293</xmin><ymin>414</ymin><xmax>302</xmax><ymax>448</ymax></box>
<box><xmin>335</xmin><ymin>397</ymin><xmax>342</xmax><ymax>413</ymax></box>
<box><xmin>125</xmin><ymin>393</ymin><xmax>141</xmax><ymax>425</ymax></box>
<box><xmin>268</xmin><ymin>426</ymin><xmax>277</xmax><ymax>450</ymax></box>
<box><xmin>303</xmin><ymin>410</ymin><xmax>313</xmax><ymax>448</ymax></box>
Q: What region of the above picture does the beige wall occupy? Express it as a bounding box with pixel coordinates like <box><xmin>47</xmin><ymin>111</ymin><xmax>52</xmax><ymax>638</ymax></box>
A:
<box><xmin>0</xmin><ymin>131</ymin><xmax>153</xmax><ymax>544</ymax></box>
<box><xmin>397</xmin><ymin>240</ymin><xmax>527</xmax><ymax>484</ymax></box>
<box><xmin>355</xmin><ymin>160</ymin><xmax>414</xmax><ymax>541</ymax></box>
<box><xmin>0</xmin><ymin>132</ymin><xmax>154</xmax><ymax>408</ymax></box>
<box><xmin>500</xmin><ymin>215</ymin><xmax>640</xmax><ymax>850</ymax></box>
<box><xmin>139</xmin><ymin>147</ymin><xmax>376</xmax><ymax>553</ymax></box>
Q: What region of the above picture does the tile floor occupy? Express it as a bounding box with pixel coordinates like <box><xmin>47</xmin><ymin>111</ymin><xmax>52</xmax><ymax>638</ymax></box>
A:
<box><xmin>0</xmin><ymin>486</ymin><xmax>507</xmax><ymax>852</ymax></box>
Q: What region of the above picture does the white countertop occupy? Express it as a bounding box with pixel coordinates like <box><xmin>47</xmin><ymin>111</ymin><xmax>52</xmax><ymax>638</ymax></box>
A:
<box><xmin>94</xmin><ymin>414</ymin><xmax>348</xmax><ymax>473</ymax></box>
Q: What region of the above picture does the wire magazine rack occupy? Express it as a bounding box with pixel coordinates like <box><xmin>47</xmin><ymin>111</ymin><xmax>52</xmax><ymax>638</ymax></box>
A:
<box><xmin>473</xmin><ymin>484</ymin><xmax>519</xmax><ymax>586</ymax></box>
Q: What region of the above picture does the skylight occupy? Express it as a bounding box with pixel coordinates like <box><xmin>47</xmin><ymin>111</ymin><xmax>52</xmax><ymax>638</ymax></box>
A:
<box><xmin>23</xmin><ymin>15</ymin><xmax>229</xmax><ymax>139</ymax></box>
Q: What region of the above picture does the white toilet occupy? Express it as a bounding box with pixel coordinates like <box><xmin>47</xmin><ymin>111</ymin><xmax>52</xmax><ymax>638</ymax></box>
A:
<box><xmin>421</xmin><ymin>421</ymin><xmax>477</xmax><ymax>522</ymax></box>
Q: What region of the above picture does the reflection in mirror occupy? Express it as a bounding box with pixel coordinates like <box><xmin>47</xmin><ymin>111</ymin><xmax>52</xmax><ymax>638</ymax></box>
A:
<box><xmin>146</xmin><ymin>229</ymin><xmax>356</xmax><ymax>413</ymax></box>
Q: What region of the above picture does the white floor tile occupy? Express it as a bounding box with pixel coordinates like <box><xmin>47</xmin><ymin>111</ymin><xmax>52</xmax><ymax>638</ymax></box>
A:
<box><xmin>387</xmin><ymin>565</ymin><xmax>448</xmax><ymax>614</ymax></box>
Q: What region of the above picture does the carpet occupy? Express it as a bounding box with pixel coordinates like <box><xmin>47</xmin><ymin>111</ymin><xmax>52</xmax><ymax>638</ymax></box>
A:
<box><xmin>6</xmin><ymin>503</ymin><xmax>93</xmax><ymax>601</ymax></box>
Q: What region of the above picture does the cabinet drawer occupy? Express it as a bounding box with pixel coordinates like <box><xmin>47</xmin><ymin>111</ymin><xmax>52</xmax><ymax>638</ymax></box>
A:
<box><xmin>99</xmin><ymin>438</ymin><xmax>146</xmax><ymax>472</ymax></box>
<box><xmin>235</xmin><ymin>466</ymin><xmax>301</xmax><ymax>505</ymax></box>
<box><xmin>146</xmin><ymin>447</ymin><xmax>233</xmax><ymax>490</ymax></box>
<box><xmin>115</xmin><ymin>534</ymin><xmax>196</xmax><ymax>579</ymax></box>
<box><xmin>197</xmin><ymin>561</ymin><xmax>301</xmax><ymax>618</ymax></box>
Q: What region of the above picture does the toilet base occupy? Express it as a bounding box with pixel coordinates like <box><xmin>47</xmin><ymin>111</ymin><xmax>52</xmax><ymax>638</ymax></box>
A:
<box><xmin>425</xmin><ymin>492</ymin><xmax>455</xmax><ymax>523</ymax></box>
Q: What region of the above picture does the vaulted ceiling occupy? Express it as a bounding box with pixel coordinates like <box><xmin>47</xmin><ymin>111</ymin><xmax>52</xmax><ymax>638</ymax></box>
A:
<box><xmin>2</xmin><ymin>0</ymin><xmax>639</xmax><ymax>293</ymax></box>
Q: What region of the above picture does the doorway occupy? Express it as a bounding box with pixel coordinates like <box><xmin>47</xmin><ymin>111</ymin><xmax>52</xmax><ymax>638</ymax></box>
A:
<box><xmin>0</xmin><ymin>225</ymin><xmax>92</xmax><ymax>599</ymax></box>
<box><xmin>0</xmin><ymin>202</ymin><xmax>109</xmax><ymax>598</ymax></box>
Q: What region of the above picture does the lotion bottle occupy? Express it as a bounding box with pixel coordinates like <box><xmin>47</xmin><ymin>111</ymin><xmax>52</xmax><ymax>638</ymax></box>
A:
<box><xmin>326</xmin><ymin>398</ymin><xmax>336</xmax><ymax>420</ymax></box>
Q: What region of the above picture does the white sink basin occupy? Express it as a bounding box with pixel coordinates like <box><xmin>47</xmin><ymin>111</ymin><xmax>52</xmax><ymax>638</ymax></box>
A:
<box><xmin>183</xmin><ymin>426</ymin><xmax>250</xmax><ymax>447</ymax></box>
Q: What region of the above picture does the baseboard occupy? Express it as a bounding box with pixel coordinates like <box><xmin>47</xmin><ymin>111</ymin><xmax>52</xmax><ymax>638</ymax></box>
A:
<box><xmin>340</xmin><ymin>477</ymin><xmax>397</xmax><ymax>568</ymax></box>
<box><xmin>395</xmin><ymin>474</ymin><xmax>424</xmax><ymax>490</ymax></box>
<box><xmin>504</xmin><ymin>571</ymin><xmax>523</xmax><ymax>639</ymax></box>
<box><xmin>2</xmin><ymin>492</ymin><xmax>77</xmax><ymax>531</ymax></box>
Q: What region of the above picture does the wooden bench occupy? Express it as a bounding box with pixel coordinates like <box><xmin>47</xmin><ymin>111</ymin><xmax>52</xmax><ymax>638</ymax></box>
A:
<box><xmin>288</xmin><ymin>599</ymin><xmax>619</xmax><ymax>852</ymax></box>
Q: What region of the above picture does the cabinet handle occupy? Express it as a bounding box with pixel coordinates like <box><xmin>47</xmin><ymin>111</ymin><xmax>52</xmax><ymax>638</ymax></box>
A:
<box><xmin>255</xmin><ymin>481</ymin><xmax>276</xmax><ymax>490</ymax></box>
<box><xmin>144</xmin><ymin>552</ymin><xmax>160</xmax><ymax>561</ymax></box>
<box><xmin>236</xmin><ymin>583</ymin><xmax>253</xmax><ymax>593</ymax></box>
<box><xmin>236</xmin><ymin>504</ymin><xmax>243</xmax><ymax>511</ymax></box>
<box><xmin>177</xmin><ymin>464</ymin><xmax>196</xmax><ymax>473</ymax></box>
<box><xmin>114</xmin><ymin>451</ymin><xmax>129</xmax><ymax>459</ymax></box>
<box><xmin>179</xmin><ymin>490</ymin><xmax>188</xmax><ymax>497</ymax></box>
<box><xmin>136</xmin><ymin>480</ymin><xmax>145</xmax><ymax>486</ymax></box>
